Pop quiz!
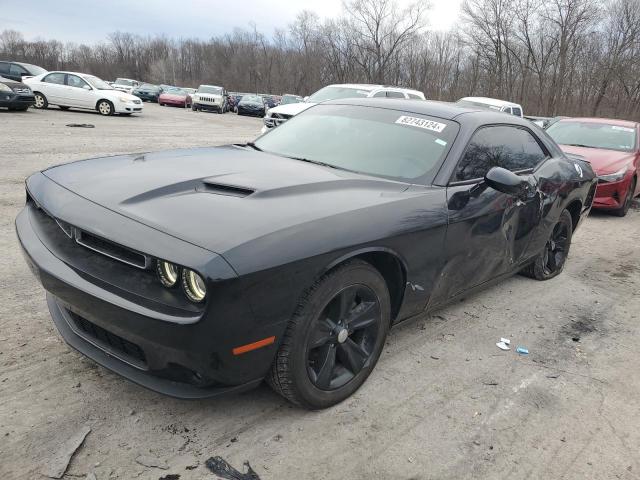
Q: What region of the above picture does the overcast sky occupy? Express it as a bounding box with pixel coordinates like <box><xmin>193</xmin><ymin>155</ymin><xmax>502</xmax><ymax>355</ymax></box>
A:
<box><xmin>1</xmin><ymin>0</ymin><xmax>462</xmax><ymax>43</ymax></box>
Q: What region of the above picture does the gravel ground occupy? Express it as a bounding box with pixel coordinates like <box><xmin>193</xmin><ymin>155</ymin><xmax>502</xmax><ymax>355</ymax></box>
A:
<box><xmin>1</xmin><ymin>104</ymin><xmax>639</xmax><ymax>480</ymax></box>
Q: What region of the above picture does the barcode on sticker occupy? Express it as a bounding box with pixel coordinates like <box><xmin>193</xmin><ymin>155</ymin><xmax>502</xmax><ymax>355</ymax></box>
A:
<box><xmin>395</xmin><ymin>116</ymin><xmax>446</xmax><ymax>133</ymax></box>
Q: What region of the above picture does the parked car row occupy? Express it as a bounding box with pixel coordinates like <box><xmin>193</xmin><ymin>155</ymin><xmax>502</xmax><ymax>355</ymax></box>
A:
<box><xmin>3</xmin><ymin>60</ymin><xmax>638</xmax><ymax>219</ymax></box>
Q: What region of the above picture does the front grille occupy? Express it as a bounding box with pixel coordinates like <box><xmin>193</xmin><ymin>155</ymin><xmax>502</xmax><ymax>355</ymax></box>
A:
<box><xmin>12</xmin><ymin>87</ymin><xmax>31</xmax><ymax>94</ymax></box>
<box><xmin>76</xmin><ymin>230</ymin><xmax>147</xmax><ymax>269</ymax></box>
<box><xmin>68</xmin><ymin>310</ymin><xmax>147</xmax><ymax>367</ymax></box>
<box><xmin>198</xmin><ymin>96</ymin><xmax>218</xmax><ymax>103</ymax></box>
<box><xmin>264</xmin><ymin>113</ymin><xmax>292</xmax><ymax>128</ymax></box>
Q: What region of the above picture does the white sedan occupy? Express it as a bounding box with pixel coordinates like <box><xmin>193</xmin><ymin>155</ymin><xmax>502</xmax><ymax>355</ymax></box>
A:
<box><xmin>24</xmin><ymin>71</ymin><xmax>143</xmax><ymax>116</ymax></box>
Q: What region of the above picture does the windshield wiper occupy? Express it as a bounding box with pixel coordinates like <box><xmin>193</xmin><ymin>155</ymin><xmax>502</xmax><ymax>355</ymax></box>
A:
<box><xmin>244</xmin><ymin>142</ymin><xmax>262</xmax><ymax>151</ymax></box>
<box><xmin>566</xmin><ymin>143</ymin><xmax>594</xmax><ymax>148</ymax></box>
<box><xmin>286</xmin><ymin>155</ymin><xmax>343</xmax><ymax>170</ymax></box>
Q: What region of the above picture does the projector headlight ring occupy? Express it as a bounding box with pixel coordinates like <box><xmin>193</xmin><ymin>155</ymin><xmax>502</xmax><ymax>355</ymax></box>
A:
<box><xmin>156</xmin><ymin>260</ymin><xmax>180</xmax><ymax>288</ymax></box>
<box><xmin>182</xmin><ymin>269</ymin><xmax>207</xmax><ymax>303</ymax></box>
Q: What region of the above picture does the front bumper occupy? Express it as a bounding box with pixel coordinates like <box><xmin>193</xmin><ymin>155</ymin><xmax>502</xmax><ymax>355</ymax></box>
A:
<box><xmin>194</xmin><ymin>102</ymin><xmax>223</xmax><ymax>112</ymax></box>
<box><xmin>15</xmin><ymin>178</ymin><xmax>283</xmax><ymax>398</ymax></box>
<box><xmin>238</xmin><ymin>108</ymin><xmax>265</xmax><ymax>117</ymax></box>
<box><xmin>593</xmin><ymin>173</ymin><xmax>635</xmax><ymax>210</ymax></box>
<box><xmin>114</xmin><ymin>100</ymin><xmax>143</xmax><ymax>114</ymax></box>
<box><xmin>0</xmin><ymin>91</ymin><xmax>35</xmax><ymax>108</ymax></box>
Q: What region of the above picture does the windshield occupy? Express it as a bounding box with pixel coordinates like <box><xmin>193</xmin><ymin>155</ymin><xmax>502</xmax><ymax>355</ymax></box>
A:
<box><xmin>241</xmin><ymin>95</ymin><xmax>262</xmax><ymax>103</ymax></box>
<box><xmin>115</xmin><ymin>78</ymin><xmax>133</xmax><ymax>86</ymax></box>
<box><xmin>199</xmin><ymin>86</ymin><xmax>222</xmax><ymax>94</ymax></box>
<box><xmin>307</xmin><ymin>86</ymin><xmax>371</xmax><ymax>103</ymax></box>
<box><xmin>254</xmin><ymin>104</ymin><xmax>457</xmax><ymax>181</ymax></box>
<box><xmin>84</xmin><ymin>76</ymin><xmax>113</xmax><ymax>90</ymax></box>
<box><xmin>281</xmin><ymin>95</ymin><xmax>302</xmax><ymax>105</ymax></box>
<box><xmin>546</xmin><ymin>121</ymin><xmax>637</xmax><ymax>152</ymax></box>
<box><xmin>165</xmin><ymin>87</ymin><xmax>186</xmax><ymax>95</ymax></box>
<box><xmin>137</xmin><ymin>83</ymin><xmax>159</xmax><ymax>91</ymax></box>
<box><xmin>23</xmin><ymin>64</ymin><xmax>47</xmax><ymax>75</ymax></box>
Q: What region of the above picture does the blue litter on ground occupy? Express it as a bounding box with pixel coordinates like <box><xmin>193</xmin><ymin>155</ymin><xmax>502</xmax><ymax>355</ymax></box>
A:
<box><xmin>516</xmin><ymin>346</ymin><xmax>529</xmax><ymax>355</ymax></box>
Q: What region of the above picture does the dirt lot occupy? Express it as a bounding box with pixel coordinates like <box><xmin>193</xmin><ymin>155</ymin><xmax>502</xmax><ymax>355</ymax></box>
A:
<box><xmin>1</xmin><ymin>104</ymin><xmax>639</xmax><ymax>480</ymax></box>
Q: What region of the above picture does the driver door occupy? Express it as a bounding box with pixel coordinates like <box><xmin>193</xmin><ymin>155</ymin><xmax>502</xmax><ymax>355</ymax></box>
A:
<box><xmin>430</xmin><ymin>125</ymin><xmax>548</xmax><ymax>303</ymax></box>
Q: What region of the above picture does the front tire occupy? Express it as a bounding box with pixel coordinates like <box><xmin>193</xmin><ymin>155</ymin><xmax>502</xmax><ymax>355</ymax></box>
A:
<box><xmin>33</xmin><ymin>92</ymin><xmax>48</xmax><ymax>109</ymax></box>
<box><xmin>521</xmin><ymin>209</ymin><xmax>573</xmax><ymax>280</ymax></box>
<box><xmin>612</xmin><ymin>177</ymin><xmax>636</xmax><ymax>217</ymax></box>
<box><xmin>267</xmin><ymin>260</ymin><xmax>390</xmax><ymax>409</ymax></box>
<box><xmin>97</xmin><ymin>100</ymin><xmax>114</xmax><ymax>116</ymax></box>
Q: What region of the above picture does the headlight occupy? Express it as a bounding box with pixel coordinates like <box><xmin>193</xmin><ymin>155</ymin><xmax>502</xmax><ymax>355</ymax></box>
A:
<box><xmin>157</xmin><ymin>260</ymin><xmax>180</xmax><ymax>287</ymax></box>
<box><xmin>598</xmin><ymin>167</ymin><xmax>628</xmax><ymax>183</ymax></box>
<box><xmin>118</xmin><ymin>96</ymin><xmax>130</xmax><ymax>103</ymax></box>
<box><xmin>0</xmin><ymin>83</ymin><xmax>12</xmax><ymax>92</ymax></box>
<box><xmin>182</xmin><ymin>269</ymin><xmax>207</xmax><ymax>302</ymax></box>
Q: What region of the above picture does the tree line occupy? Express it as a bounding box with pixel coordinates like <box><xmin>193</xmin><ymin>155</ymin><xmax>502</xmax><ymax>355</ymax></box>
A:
<box><xmin>2</xmin><ymin>0</ymin><xmax>640</xmax><ymax>119</ymax></box>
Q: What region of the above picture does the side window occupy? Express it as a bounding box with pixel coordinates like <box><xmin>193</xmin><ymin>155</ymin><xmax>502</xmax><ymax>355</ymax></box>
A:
<box><xmin>512</xmin><ymin>107</ymin><xmax>522</xmax><ymax>117</ymax></box>
<box><xmin>9</xmin><ymin>64</ymin><xmax>27</xmax><ymax>76</ymax></box>
<box><xmin>453</xmin><ymin>126</ymin><xmax>548</xmax><ymax>182</ymax></box>
<box><xmin>67</xmin><ymin>74</ymin><xmax>88</xmax><ymax>89</ymax></box>
<box><xmin>372</xmin><ymin>91</ymin><xmax>387</xmax><ymax>98</ymax></box>
<box><xmin>386</xmin><ymin>91</ymin><xmax>406</xmax><ymax>98</ymax></box>
<box><xmin>408</xmin><ymin>93</ymin><xmax>422</xmax><ymax>99</ymax></box>
<box><xmin>502</xmin><ymin>107</ymin><xmax>513</xmax><ymax>115</ymax></box>
<box><xmin>43</xmin><ymin>73</ymin><xmax>66</xmax><ymax>85</ymax></box>
<box><xmin>0</xmin><ymin>62</ymin><xmax>9</xmax><ymax>74</ymax></box>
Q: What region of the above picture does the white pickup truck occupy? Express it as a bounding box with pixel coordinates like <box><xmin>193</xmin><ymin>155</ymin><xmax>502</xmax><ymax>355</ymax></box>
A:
<box><xmin>262</xmin><ymin>83</ymin><xmax>425</xmax><ymax>133</ymax></box>
<box><xmin>191</xmin><ymin>85</ymin><xmax>227</xmax><ymax>113</ymax></box>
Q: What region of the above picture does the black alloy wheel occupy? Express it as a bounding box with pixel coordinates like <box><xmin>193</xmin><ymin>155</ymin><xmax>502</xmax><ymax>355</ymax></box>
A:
<box><xmin>542</xmin><ymin>221</ymin><xmax>569</xmax><ymax>276</ymax></box>
<box><xmin>268</xmin><ymin>260</ymin><xmax>390</xmax><ymax>409</ymax></box>
<box><xmin>306</xmin><ymin>284</ymin><xmax>381</xmax><ymax>390</ymax></box>
<box><xmin>521</xmin><ymin>209</ymin><xmax>573</xmax><ymax>280</ymax></box>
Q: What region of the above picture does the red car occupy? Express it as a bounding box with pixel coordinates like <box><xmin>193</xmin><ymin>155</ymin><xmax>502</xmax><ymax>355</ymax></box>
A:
<box><xmin>158</xmin><ymin>87</ymin><xmax>192</xmax><ymax>108</ymax></box>
<box><xmin>546</xmin><ymin>118</ymin><xmax>639</xmax><ymax>216</ymax></box>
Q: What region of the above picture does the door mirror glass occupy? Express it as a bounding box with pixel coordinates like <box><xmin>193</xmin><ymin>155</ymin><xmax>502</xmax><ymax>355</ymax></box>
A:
<box><xmin>485</xmin><ymin>167</ymin><xmax>528</xmax><ymax>197</ymax></box>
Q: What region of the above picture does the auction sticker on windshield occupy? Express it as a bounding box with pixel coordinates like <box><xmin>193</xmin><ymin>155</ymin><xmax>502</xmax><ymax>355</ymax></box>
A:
<box><xmin>395</xmin><ymin>116</ymin><xmax>446</xmax><ymax>133</ymax></box>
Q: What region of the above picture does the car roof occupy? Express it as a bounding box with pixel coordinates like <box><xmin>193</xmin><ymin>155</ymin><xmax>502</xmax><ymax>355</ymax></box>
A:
<box><xmin>459</xmin><ymin>96</ymin><xmax>521</xmax><ymax>108</ymax></box>
<box><xmin>199</xmin><ymin>84</ymin><xmax>222</xmax><ymax>88</ymax></box>
<box><xmin>556</xmin><ymin>117</ymin><xmax>638</xmax><ymax>128</ymax></box>
<box><xmin>38</xmin><ymin>71</ymin><xmax>97</xmax><ymax>78</ymax></box>
<box><xmin>321</xmin><ymin>98</ymin><xmax>534</xmax><ymax>123</ymax></box>
<box><xmin>326</xmin><ymin>83</ymin><xmax>422</xmax><ymax>94</ymax></box>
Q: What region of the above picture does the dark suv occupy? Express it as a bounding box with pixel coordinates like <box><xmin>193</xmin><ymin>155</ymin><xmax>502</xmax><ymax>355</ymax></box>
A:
<box><xmin>0</xmin><ymin>76</ymin><xmax>35</xmax><ymax>111</ymax></box>
<box><xmin>0</xmin><ymin>61</ymin><xmax>47</xmax><ymax>82</ymax></box>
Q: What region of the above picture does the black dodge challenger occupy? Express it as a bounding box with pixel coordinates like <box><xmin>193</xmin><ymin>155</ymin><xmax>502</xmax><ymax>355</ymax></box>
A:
<box><xmin>16</xmin><ymin>99</ymin><xmax>596</xmax><ymax>409</ymax></box>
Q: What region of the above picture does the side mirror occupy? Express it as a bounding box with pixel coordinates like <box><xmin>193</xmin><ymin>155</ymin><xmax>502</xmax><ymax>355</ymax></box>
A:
<box><xmin>82</xmin><ymin>84</ymin><xmax>92</xmax><ymax>90</ymax></box>
<box><xmin>485</xmin><ymin>167</ymin><xmax>533</xmax><ymax>198</ymax></box>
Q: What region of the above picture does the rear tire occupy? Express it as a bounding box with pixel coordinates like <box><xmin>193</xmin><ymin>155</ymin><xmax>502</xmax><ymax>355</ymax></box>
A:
<box><xmin>96</xmin><ymin>100</ymin><xmax>114</xmax><ymax>116</ymax></box>
<box><xmin>612</xmin><ymin>177</ymin><xmax>636</xmax><ymax>217</ymax></box>
<box><xmin>267</xmin><ymin>260</ymin><xmax>390</xmax><ymax>409</ymax></box>
<box><xmin>33</xmin><ymin>92</ymin><xmax>48</xmax><ymax>109</ymax></box>
<box><xmin>520</xmin><ymin>209</ymin><xmax>573</xmax><ymax>280</ymax></box>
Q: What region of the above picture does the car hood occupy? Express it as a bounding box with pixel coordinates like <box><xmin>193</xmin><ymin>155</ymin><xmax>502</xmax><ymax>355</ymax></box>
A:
<box><xmin>0</xmin><ymin>77</ymin><xmax>28</xmax><ymax>88</ymax></box>
<box><xmin>559</xmin><ymin>145</ymin><xmax>635</xmax><ymax>174</ymax></box>
<box><xmin>41</xmin><ymin>146</ymin><xmax>409</xmax><ymax>255</ymax></box>
<box><xmin>268</xmin><ymin>102</ymin><xmax>314</xmax><ymax>116</ymax></box>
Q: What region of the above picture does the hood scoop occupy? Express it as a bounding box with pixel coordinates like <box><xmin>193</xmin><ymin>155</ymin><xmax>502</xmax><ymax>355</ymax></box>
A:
<box><xmin>198</xmin><ymin>181</ymin><xmax>255</xmax><ymax>198</ymax></box>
